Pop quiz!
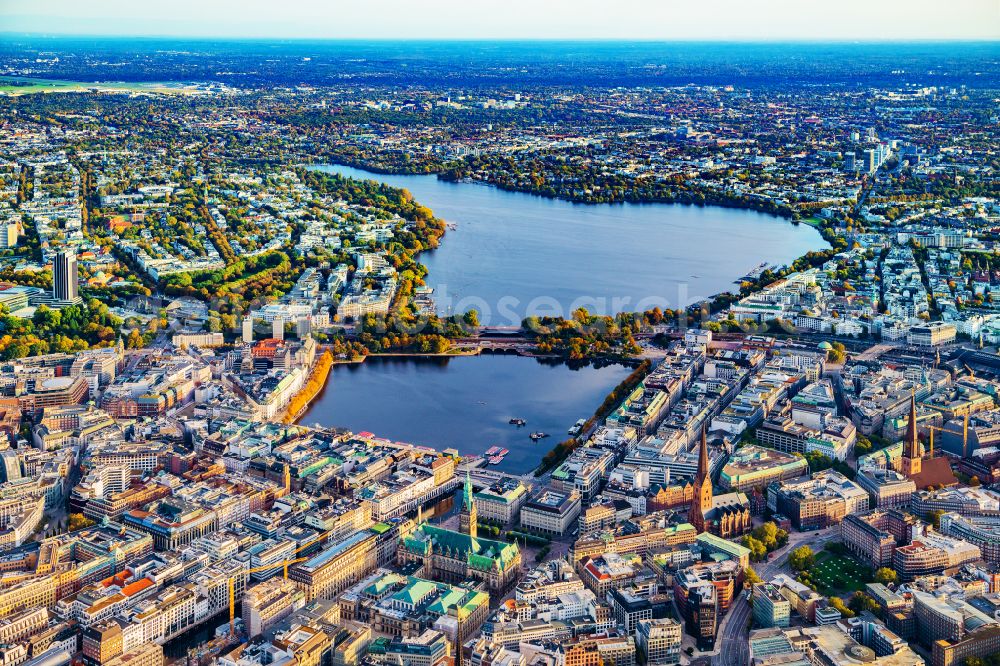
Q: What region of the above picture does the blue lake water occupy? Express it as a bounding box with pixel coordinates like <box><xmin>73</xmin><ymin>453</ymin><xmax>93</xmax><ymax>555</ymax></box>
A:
<box><xmin>304</xmin><ymin>165</ymin><xmax>825</xmax><ymax>467</ymax></box>
<box><xmin>314</xmin><ymin>163</ymin><xmax>826</xmax><ymax>322</ymax></box>
<box><xmin>300</xmin><ymin>355</ymin><xmax>631</xmax><ymax>475</ymax></box>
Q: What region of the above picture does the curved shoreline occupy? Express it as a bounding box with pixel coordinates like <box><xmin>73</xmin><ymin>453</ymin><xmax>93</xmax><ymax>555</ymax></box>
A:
<box><xmin>311</xmin><ymin>156</ymin><xmax>796</xmax><ymax>219</ymax></box>
<box><xmin>308</xmin><ymin>160</ymin><xmax>802</xmax><ymax>219</ymax></box>
<box><xmin>307</xmin><ymin>162</ymin><xmax>831</xmax><ymax>320</ymax></box>
<box><xmin>437</xmin><ymin>172</ymin><xmax>796</xmax><ymax>218</ymax></box>
<box><xmin>282</xmin><ymin>351</ymin><xmax>334</xmax><ymax>424</ymax></box>
<box><xmin>292</xmin><ymin>163</ymin><xmax>833</xmax><ymax>426</ymax></box>
<box><xmin>295</xmin><ymin>352</ymin><xmax>635</xmax><ymax>472</ymax></box>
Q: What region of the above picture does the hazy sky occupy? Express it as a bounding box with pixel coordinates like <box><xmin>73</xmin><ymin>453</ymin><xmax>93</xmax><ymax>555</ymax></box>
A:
<box><xmin>1</xmin><ymin>0</ymin><xmax>998</xmax><ymax>40</ymax></box>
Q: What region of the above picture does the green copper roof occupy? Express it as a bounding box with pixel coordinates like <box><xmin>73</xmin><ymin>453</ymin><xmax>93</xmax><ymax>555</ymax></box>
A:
<box><xmin>427</xmin><ymin>587</ymin><xmax>487</xmax><ymax>618</ymax></box>
<box><xmin>402</xmin><ymin>524</ymin><xmax>519</xmax><ymax>568</ymax></box>
<box><xmin>368</xmin><ymin>637</ymin><xmax>391</xmax><ymax>654</ymax></box>
<box><xmin>393</xmin><ymin>579</ymin><xmax>437</xmax><ymax>606</ymax></box>
<box><xmin>364</xmin><ymin>572</ymin><xmax>405</xmax><ymax>597</ymax></box>
<box><xmin>697</xmin><ymin>531</ymin><xmax>751</xmax><ymax>558</ymax></box>
<box><xmin>427</xmin><ymin>587</ymin><xmax>465</xmax><ymax>614</ymax></box>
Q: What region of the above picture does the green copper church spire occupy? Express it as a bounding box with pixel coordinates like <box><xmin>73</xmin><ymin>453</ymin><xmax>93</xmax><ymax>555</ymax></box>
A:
<box><xmin>465</xmin><ymin>470</ymin><xmax>473</xmax><ymax>511</ymax></box>
<box><xmin>460</xmin><ymin>470</ymin><xmax>477</xmax><ymax>538</ymax></box>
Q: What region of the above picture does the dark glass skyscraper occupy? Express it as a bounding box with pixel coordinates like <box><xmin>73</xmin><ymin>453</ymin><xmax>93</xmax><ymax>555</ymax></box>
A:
<box><xmin>53</xmin><ymin>249</ymin><xmax>79</xmax><ymax>303</ymax></box>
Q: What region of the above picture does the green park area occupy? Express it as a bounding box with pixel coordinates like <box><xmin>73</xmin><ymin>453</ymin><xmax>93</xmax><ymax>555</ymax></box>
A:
<box><xmin>803</xmin><ymin>550</ymin><xmax>873</xmax><ymax>596</ymax></box>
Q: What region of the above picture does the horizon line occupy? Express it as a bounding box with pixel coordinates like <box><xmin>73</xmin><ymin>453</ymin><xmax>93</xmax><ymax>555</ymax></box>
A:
<box><xmin>1</xmin><ymin>32</ymin><xmax>998</xmax><ymax>44</ymax></box>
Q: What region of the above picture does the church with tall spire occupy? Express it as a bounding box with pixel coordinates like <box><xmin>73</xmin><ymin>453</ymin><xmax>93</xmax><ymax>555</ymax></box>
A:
<box><xmin>878</xmin><ymin>392</ymin><xmax>956</xmax><ymax>490</ymax></box>
<box><xmin>900</xmin><ymin>394</ymin><xmax>923</xmax><ymax>478</ymax></box>
<box><xmin>689</xmin><ymin>428</ymin><xmax>713</xmax><ymax>533</ymax></box>
<box><xmin>688</xmin><ymin>428</ymin><xmax>750</xmax><ymax>538</ymax></box>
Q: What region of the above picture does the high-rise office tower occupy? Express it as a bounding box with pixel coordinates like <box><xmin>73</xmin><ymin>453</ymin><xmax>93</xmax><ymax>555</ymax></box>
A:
<box><xmin>863</xmin><ymin>149</ymin><xmax>878</xmax><ymax>174</ymax></box>
<box><xmin>53</xmin><ymin>249</ymin><xmax>79</xmax><ymax>303</ymax></box>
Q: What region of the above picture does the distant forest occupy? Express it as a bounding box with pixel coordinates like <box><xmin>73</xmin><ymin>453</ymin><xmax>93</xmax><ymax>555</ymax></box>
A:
<box><xmin>1</xmin><ymin>38</ymin><xmax>998</xmax><ymax>88</ymax></box>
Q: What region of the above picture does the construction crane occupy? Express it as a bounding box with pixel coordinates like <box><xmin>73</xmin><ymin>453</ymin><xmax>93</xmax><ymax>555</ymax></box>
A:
<box><xmin>924</xmin><ymin>413</ymin><xmax>970</xmax><ymax>458</ymax></box>
<box><xmin>228</xmin><ymin>556</ymin><xmax>309</xmax><ymax>637</ymax></box>
<box><xmin>227</xmin><ymin>530</ymin><xmax>330</xmax><ymax>637</ymax></box>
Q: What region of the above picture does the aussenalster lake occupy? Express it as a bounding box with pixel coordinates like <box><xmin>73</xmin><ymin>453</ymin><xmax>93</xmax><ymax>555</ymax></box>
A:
<box><xmin>313</xmin><ymin>163</ymin><xmax>827</xmax><ymax>322</ymax></box>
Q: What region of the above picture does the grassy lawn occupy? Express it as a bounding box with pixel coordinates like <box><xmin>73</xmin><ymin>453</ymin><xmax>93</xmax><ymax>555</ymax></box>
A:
<box><xmin>805</xmin><ymin>550</ymin><xmax>872</xmax><ymax>596</ymax></box>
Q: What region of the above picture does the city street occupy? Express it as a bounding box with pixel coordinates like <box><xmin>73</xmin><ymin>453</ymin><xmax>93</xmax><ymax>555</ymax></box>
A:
<box><xmin>701</xmin><ymin>526</ymin><xmax>840</xmax><ymax>666</ymax></box>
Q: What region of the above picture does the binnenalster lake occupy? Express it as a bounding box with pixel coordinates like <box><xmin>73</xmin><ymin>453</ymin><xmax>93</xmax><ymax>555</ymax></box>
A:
<box><xmin>299</xmin><ymin>355</ymin><xmax>633</xmax><ymax>475</ymax></box>
<box><xmin>313</xmin><ymin>163</ymin><xmax>826</xmax><ymax>322</ymax></box>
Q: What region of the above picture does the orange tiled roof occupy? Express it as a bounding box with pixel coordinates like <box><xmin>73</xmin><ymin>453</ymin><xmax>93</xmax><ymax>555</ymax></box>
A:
<box><xmin>121</xmin><ymin>578</ymin><xmax>154</xmax><ymax>597</ymax></box>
